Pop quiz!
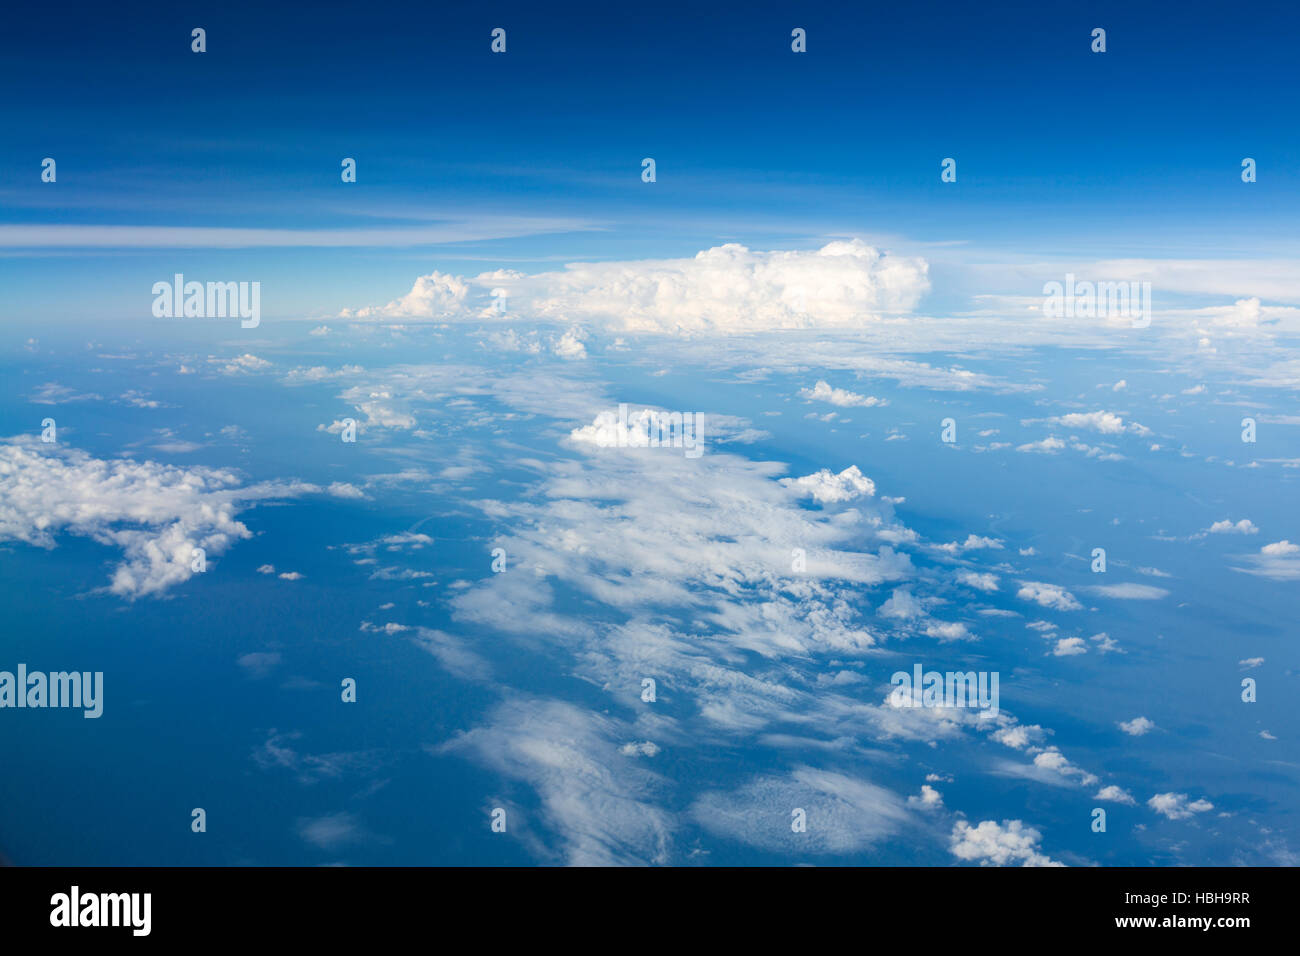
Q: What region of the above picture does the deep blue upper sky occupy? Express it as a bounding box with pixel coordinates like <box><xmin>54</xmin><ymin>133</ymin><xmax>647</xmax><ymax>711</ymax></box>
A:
<box><xmin>2</xmin><ymin>0</ymin><xmax>1298</xmax><ymax>320</ymax></box>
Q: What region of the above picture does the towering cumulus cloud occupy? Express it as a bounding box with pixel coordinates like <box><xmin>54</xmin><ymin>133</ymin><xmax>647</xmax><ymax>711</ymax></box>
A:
<box><xmin>343</xmin><ymin>240</ymin><xmax>930</xmax><ymax>332</ymax></box>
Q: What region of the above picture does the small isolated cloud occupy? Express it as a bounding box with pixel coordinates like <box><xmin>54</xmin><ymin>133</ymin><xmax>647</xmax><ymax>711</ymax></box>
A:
<box><xmin>1147</xmin><ymin>792</ymin><xmax>1214</xmax><ymax>820</ymax></box>
<box><xmin>924</xmin><ymin>620</ymin><xmax>972</xmax><ymax>641</ymax></box>
<box><xmin>1119</xmin><ymin>716</ymin><xmax>1156</xmax><ymax>736</ymax></box>
<box><xmin>1207</xmin><ymin>518</ymin><xmax>1258</xmax><ymax>535</ymax></box>
<box><xmin>1239</xmin><ymin>657</ymin><xmax>1265</xmax><ymax>669</ymax></box>
<box><xmin>619</xmin><ymin>741</ymin><xmax>662</xmax><ymax>758</ymax></box>
<box><xmin>1047</xmin><ymin>410</ymin><xmax>1150</xmax><ymax>437</ymax></box>
<box><xmin>799</xmin><ymin>380</ymin><xmax>886</xmax><ymax>408</ymax></box>
<box><xmin>278</xmin><ymin>571</ymin><xmax>304</xmax><ymax>581</ymax></box>
<box><xmin>1262</xmin><ymin>540</ymin><xmax>1300</xmax><ymax>555</ymax></box>
<box><xmin>1090</xmin><ymin>632</ymin><xmax>1122</xmax><ymax>653</ymax></box>
<box><xmin>1017</xmin><ymin>581</ymin><xmax>1082</xmax><ymax>611</ymax></box>
<box><xmin>949</xmin><ymin>819</ymin><xmax>1062</xmax><ymax>867</ymax></box>
<box><xmin>1095</xmin><ymin>785</ymin><xmax>1137</xmax><ymax>805</ymax></box>
<box><xmin>1051</xmin><ymin>637</ymin><xmax>1087</xmax><ymax>656</ymax></box>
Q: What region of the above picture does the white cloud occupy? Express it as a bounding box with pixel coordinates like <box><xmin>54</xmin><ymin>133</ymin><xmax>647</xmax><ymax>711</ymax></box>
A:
<box><xmin>620</xmin><ymin>741</ymin><xmax>662</xmax><ymax>758</ymax></box>
<box><xmin>1148</xmin><ymin>792</ymin><xmax>1214</xmax><ymax>820</ymax></box>
<box><xmin>1051</xmin><ymin>637</ymin><xmax>1087</xmax><ymax>656</ymax></box>
<box><xmin>907</xmin><ymin>784</ymin><xmax>943</xmax><ymax>810</ymax></box>
<box><xmin>0</xmin><ymin>438</ymin><xmax>319</xmax><ymax>599</ymax></box>
<box><xmin>779</xmin><ymin>465</ymin><xmax>876</xmax><ymax>504</ymax></box>
<box><xmin>936</xmin><ymin>534</ymin><xmax>1003</xmax><ymax>555</ymax></box>
<box><xmin>552</xmin><ymin>326</ymin><xmax>588</xmax><ymax>359</ymax></box>
<box><xmin>1231</xmin><ymin>540</ymin><xmax>1300</xmax><ymax>580</ymax></box>
<box><xmin>1017</xmin><ymin>581</ymin><xmax>1082</xmax><ymax>611</ymax></box>
<box><xmin>956</xmin><ymin>571</ymin><xmax>999</xmax><ymax>593</ymax></box>
<box><xmin>435</xmin><ymin>698</ymin><xmax>672</xmax><ymax>866</ymax></box>
<box><xmin>1048</xmin><ymin>410</ymin><xmax>1149</xmax><ymax>436</ymax></box>
<box><xmin>214</xmin><ymin>353</ymin><xmax>272</xmax><ymax>375</ymax></box>
<box><xmin>878</xmin><ymin>588</ymin><xmax>924</xmax><ymax>620</ymax></box>
<box><xmin>692</xmin><ymin>767</ymin><xmax>909</xmax><ymax>854</ymax></box>
<box><xmin>1119</xmin><ymin>716</ymin><xmax>1156</xmax><ymax>736</ymax></box>
<box><xmin>1094</xmin><ymin>785</ymin><xmax>1136</xmax><ymax>805</ymax></box>
<box><xmin>799</xmin><ymin>380</ymin><xmax>886</xmax><ymax>408</ymax></box>
<box><xmin>411</xmin><ymin>628</ymin><xmax>491</xmax><ymax>681</ymax></box>
<box><xmin>1207</xmin><ymin>518</ymin><xmax>1258</xmax><ymax>535</ymax></box>
<box><xmin>1262</xmin><ymin>540</ymin><xmax>1299</xmax><ymax>555</ymax></box>
<box><xmin>346</xmin><ymin>240</ymin><xmax>931</xmax><ymax>333</ymax></box>
<box><xmin>1016</xmin><ymin>436</ymin><xmax>1066</xmax><ymax>455</ymax></box>
<box><xmin>949</xmin><ymin>819</ymin><xmax>1062</xmax><ymax>867</ymax></box>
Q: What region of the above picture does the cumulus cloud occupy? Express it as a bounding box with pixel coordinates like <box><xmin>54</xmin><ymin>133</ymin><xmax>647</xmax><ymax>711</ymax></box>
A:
<box><xmin>1148</xmin><ymin>792</ymin><xmax>1214</xmax><ymax>820</ymax></box>
<box><xmin>799</xmin><ymin>380</ymin><xmax>887</xmax><ymax>408</ymax></box>
<box><xmin>1119</xmin><ymin>716</ymin><xmax>1156</xmax><ymax>736</ymax></box>
<box><xmin>1046</xmin><ymin>410</ymin><xmax>1150</xmax><ymax>437</ymax></box>
<box><xmin>936</xmin><ymin>534</ymin><xmax>1003</xmax><ymax>555</ymax></box>
<box><xmin>956</xmin><ymin>571</ymin><xmax>999</xmax><ymax>592</ymax></box>
<box><xmin>0</xmin><ymin>438</ymin><xmax>319</xmax><ymax>598</ymax></box>
<box><xmin>1051</xmin><ymin>637</ymin><xmax>1087</xmax><ymax>656</ymax></box>
<box><xmin>949</xmin><ymin>819</ymin><xmax>1062</xmax><ymax>867</ymax></box>
<box><xmin>1207</xmin><ymin>518</ymin><xmax>1258</xmax><ymax>535</ymax></box>
<box><xmin>779</xmin><ymin>465</ymin><xmax>876</xmax><ymax>504</ymax></box>
<box><xmin>1231</xmin><ymin>540</ymin><xmax>1300</xmax><ymax>580</ymax></box>
<box><xmin>343</xmin><ymin>240</ymin><xmax>931</xmax><ymax>333</ymax></box>
<box><xmin>907</xmin><ymin>784</ymin><xmax>944</xmax><ymax>810</ymax></box>
<box><xmin>1262</xmin><ymin>540</ymin><xmax>1300</xmax><ymax>555</ymax></box>
<box><xmin>1017</xmin><ymin>581</ymin><xmax>1082</xmax><ymax>611</ymax></box>
<box><xmin>1095</xmin><ymin>785</ymin><xmax>1137</xmax><ymax>805</ymax></box>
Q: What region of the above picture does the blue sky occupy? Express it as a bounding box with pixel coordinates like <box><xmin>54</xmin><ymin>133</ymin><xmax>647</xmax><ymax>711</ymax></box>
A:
<box><xmin>3</xmin><ymin>0</ymin><xmax>1299</xmax><ymax>322</ymax></box>
<box><xmin>1</xmin><ymin>1</ymin><xmax>1298</xmax><ymax>867</ymax></box>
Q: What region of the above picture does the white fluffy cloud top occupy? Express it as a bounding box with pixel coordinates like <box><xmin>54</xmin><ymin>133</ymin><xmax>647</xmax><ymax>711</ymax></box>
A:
<box><xmin>0</xmin><ymin>438</ymin><xmax>331</xmax><ymax>599</ymax></box>
<box><xmin>342</xmin><ymin>240</ymin><xmax>930</xmax><ymax>333</ymax></box>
